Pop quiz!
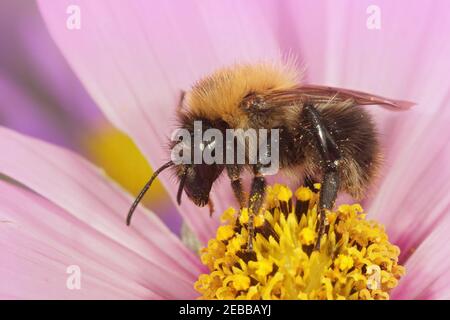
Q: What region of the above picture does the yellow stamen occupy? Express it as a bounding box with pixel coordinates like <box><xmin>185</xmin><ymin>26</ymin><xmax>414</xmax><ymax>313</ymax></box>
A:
<box><xmin>194</xmin><ymin>184</ymin><xmax>405</xmax><ymax>300</ymax></box>
<box><xmin>277</xmin><ymin>186</ymin><xmax>292</xmax><ymax>202</ymax></box>
<box><xmin>299</xmin><ymin>227</ymin><xmax>315</xmax><ymax>246</ymax></box>
<box><xmin>295</xmin><ymin>186</ymin><xmax>313</xmax><ymax>201</ymax></box>
<box><xmin>216</xmin><ymin>225</ymin><xmax>235</xmax><ymax>241</ymax></box>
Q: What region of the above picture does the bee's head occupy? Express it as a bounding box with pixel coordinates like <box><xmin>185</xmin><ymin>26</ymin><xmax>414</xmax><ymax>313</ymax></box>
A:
<box><xmin>171</xmin><ymin>113</ymin><xmax>227</xmax><ymax>207</ymax></box>
<box><xmin>126</xmin><ymin>149</ymin><xmax>223</xmax><ymax>226</ymax></box>
<box><xmin>126</xmin><ymin>112</ymin><xmax>228</xmax><ymax>225</ymax></box>
<box><xmin>175</xmin><ymin>163</ymin><xmax>223</xmax><ymax>207</ymax></box>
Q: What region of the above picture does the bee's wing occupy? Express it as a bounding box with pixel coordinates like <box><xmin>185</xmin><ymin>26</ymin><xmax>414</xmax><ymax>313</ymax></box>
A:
<box><xmin>266</xmin><ymin>84</ymin><xmax>415</xmax><ymax>111</ymax></box>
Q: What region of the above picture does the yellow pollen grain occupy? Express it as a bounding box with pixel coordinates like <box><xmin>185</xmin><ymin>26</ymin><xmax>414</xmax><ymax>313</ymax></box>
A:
<box><xmin>335</xmin><ymin>254</ymin><xmax>354</xmax><ymax>271</ymax></box>
<box><xmin>277</xmin><ymin>186</ymin><xmax>292</xmax><ymax>202</ymax></box>
<box><xmin>295</xmin><ymin>186</ymin><xmax>313</xmax><ymax>201</ymax></box>
<box><xmin>221</xmin><ymin>208</ymin><xmax>236</xmax><ymax>223</ymax></box>
<box><xmin>227</xmin><ymin>237</ymin><xmax>243</xmax><ymax>254</ymax></box>
<box><xmin>239</xmin><ymin>208</ymin><xmax>249</xmax><ymax>225</ymax></box>
<box><xmin>249</xmin><ymin>259</ymin><xmax>273</xmax><ymax>278</ymax></box>
<box><xmin>225</xmin><ymin>274</ymin><xmax>251</xmax><ymax>291</ymax></box>
<box><xmin>216</xmin><ymin>225</ymin><xmax>235</xmax><ymax>241</ymax></box>
<box><xmin>254</xmin><ymin>214</ymin><xmax>265</xmax><ymax>228</ymax></box>
<box><xmin>299</xmin><ymin>227</ymin><xmax>315</xmax><ymax>245</ymax></box>
<box><xmin>195</xmin><ymin>184</ymin><xmax>405</xmax><ymax>300</ymax></box>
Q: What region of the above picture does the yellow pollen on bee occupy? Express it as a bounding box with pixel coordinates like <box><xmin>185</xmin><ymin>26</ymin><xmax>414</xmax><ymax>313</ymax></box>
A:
<box><xmin>194</xmin><ymin>184</ymin><xmax>405</xmax><ymax>300</ymax></box>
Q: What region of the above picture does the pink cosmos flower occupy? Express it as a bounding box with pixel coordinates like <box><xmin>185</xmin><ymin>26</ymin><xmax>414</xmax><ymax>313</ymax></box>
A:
<box><xmin>1</xmin><ymin>0</ymin><xmax>450</xmax><ymax>299</ymax></box>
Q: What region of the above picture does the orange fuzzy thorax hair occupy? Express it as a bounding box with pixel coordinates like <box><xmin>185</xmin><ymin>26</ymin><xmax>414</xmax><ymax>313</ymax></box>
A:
<box><xmin>184</xmin><ymin>62</ymin><xmax>300</xmax><ymax>127</ymax></box>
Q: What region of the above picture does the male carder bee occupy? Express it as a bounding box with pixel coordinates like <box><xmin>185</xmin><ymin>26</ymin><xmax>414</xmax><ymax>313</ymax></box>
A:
<box><xmin>126</xmin><ymin>62</ymin><xmax>413</xmax><ymax>250</ymax></box>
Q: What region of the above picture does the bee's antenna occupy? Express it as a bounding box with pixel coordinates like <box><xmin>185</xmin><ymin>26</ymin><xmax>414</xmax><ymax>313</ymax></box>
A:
<box><xmin>177</xmin><ymin>170</ymin><xmax>187</xmax><ymax>205</ymax></box>
<box><xmin>126</xmin><ymin>160</ymin><xmax>174</xmax><ymax>226</ymax></box>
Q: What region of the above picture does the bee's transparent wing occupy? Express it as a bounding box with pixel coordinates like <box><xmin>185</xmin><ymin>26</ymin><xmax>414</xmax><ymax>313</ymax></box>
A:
<box><xmin>265</xmin><ymin>84</ymin><xmax>415</xmax><ymax>111</ymax></box>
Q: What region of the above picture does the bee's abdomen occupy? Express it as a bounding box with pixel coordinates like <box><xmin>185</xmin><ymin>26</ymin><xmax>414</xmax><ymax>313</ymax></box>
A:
<box><xmin>319</xmin><ymin>104</ymin><xmax>381</xmax><ymax>199</ymax></box>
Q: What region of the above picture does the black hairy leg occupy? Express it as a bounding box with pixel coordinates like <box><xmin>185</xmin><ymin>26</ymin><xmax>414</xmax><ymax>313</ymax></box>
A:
<box><xmin>226</xmin><ymin>165</ymin><xmax>246</xmax><ymax>208</ymax></box>
<box><xmin>303</xmin><ymin>104</ymin><xmax>342</xmax><ymax>250</ymax></box>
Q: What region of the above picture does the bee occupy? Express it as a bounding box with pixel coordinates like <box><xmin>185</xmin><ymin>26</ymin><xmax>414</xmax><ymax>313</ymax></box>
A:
<box><xmin>126</xmin><ymin>62</ymin><xmax>413</xmax><ymax>250</ymax></box>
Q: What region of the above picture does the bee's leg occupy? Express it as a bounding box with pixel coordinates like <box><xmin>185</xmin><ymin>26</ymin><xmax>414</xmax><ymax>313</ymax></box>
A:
<box><xmin>247</xmin><ymin>168</ymin><xmax>267</xmax><ymax>252</ymax></box>
<box><xmin>226</xmin><ymin>165</ymin><xmax>246</xmax><ymax>208</ymax></box>
<box><xmin>316</xmin><ymin>169</ymin><xmax>340</xmax><ymax>249</ymax></box>
<box><xmin>303</xmin><ymin>104</ymin><xmax>341</xmax><ymax>250</ymax></box>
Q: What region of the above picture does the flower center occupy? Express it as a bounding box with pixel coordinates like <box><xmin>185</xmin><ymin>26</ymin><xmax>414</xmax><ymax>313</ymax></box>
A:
<box><xmin>194</xmin><ymin>184</ymin><xmax>405</xmax><ymax>300</ymax></box>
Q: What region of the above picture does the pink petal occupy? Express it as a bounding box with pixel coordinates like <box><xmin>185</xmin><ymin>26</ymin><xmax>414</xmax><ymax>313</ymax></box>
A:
<box><xmin>0</xmin><ymin>75</ymin><xmax>70</xmax><ymax>147</ymax></box>
<box><xmin>391</xmin><ymin>213</ymin><xmax>450</xmax><ymax>300</ymax></box>
<box><xmin>274</xmin><ymin>0</ymin><xmax>450</xmax><ymax>103</ymax></box>
<box><xmin>37</xmin><ymin>0</ymin><xmax>283</xmax><ymax>243</ymax></box>
<box><xmin>0</xmin><ymin>127</ymin><xmax>204</xmax><ymax>297</ymax></box>
<box><xmin>0</xmin><ymin>1</ymin><xmax>102</xmax><ymax>151</ymax></box>
<box><xmin>367</xmin><ymin>109</ymin><xmax>450</xmax><ymax>261</ymax></box>
<box><xmin>0</xmin><ymin>181</ymin><xmax>164</xmax><ymax>299</ymax></box>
